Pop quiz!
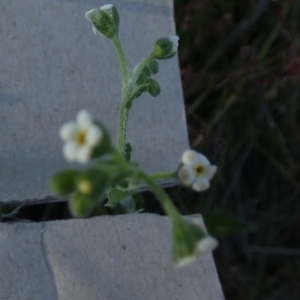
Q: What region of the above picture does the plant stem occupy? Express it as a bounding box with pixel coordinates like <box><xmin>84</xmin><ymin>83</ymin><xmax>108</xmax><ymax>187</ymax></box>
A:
<box><xmin>112</xmin><ymin>36</ymin><xmax>131</xmax><ymax>156</ymax></box>
<box><xmin>116</xmin><ymin>100</ymin><xmax>130</xmax><ymax>156</ymax></box>
<box><xmin>112</xmin><ymin>36</ymin><xmax>154</xmax><ymax>157</ymax></box>
<box><xmin>150</xmin><ymin>171</ymin><xmax>176</xmax><ymax>181</ymax></box>
<box><xmin>139</xmin><ymin>171</ymin><xmax>181</xmax><ymax>221</ymax></box>
<box><xmin>112</xmin><ymin>36</ymin><xmax>128</xmax><ymax>85</ymax></box>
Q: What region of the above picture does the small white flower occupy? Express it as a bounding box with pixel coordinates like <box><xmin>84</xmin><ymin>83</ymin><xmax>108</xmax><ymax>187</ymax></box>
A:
<box><xmin>197</xmin><ymin>236</ymin><xmax>219</xmax><ymax>254</ymax></box>
<box><xmin>169</xmin><ymin>35</ymin><xmax>179</xmax><ymax>54</ymax></box>
<box><xmin>85</xmin><ymin>4</ymin><xmax>115</xmax><ymax>35</ymax></box>
<box><xmin>60</xmin><ymin>110</ymin><xmax>103</xmax><ymax>164</ymax></box>
<box><xmin>178</xmin><ymin>150</ymin><xmax>217</xmax><ymax>191</ymax></box>
<box><xmin>175</xmin><ymin>236</ymin><xmax>218</xmax><ymax>268</ymax></box>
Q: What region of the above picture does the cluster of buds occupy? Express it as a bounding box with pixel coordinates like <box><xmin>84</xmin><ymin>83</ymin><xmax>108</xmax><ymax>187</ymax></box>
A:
<box><xmin>85</xmin><ymin>4</ymin><xmax>179</xmax><ymax>101</ymax></box>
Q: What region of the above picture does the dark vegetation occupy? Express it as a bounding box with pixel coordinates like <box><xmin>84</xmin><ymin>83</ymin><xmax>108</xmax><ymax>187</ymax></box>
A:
<box><xmin>174</xmin><ymin>0</ymin><xmax>300</xmax><ymax>299</ymax></box>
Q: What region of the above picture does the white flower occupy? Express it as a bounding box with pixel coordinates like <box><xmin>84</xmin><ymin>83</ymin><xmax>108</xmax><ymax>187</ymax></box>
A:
<box><xmin>60</xmin><ymin>110</ymin><xmax>103</xmax><ymax>164</ymax></box>
<box><xmin>177</xmin><ymin>150</ymin><xmax>217</xmax><ymax>192</ymax></box>
<box><xmin>85</xmin><ymin>4</ymin><xmax>115</xmax><ymax>35</ymax></box>
<box><xmin>197</xmin><ymin>236</ymin><xmax>219</xmax><ymax>254</ymax></box>
<box><xmin>169</xmin><ymin>35</ymin><xmax>179</xmax><ymax>54</ymax></box>
<box><xmin>176</xmin><ymin>236</ymin><xmax>219</xmax><ymax>268</ymax></box>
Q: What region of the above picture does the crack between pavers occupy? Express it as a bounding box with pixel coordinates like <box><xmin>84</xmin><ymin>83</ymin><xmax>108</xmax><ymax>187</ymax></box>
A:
<box><xmin>40</xmin><ymin>223</ymin><xmax>59</xmax><ymax>300</ymax></box>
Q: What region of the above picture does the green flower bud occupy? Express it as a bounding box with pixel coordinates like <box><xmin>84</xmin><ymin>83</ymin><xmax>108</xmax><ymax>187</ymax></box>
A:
<box><xmin>152</xmin><ymin>35</ymin><xmax>179</xmax><ymax>59</ymax></box>
<box><xmin>132</xmin><ymin>84</ymin><xmax>149</xmax><ymax>99</ymax></box>
<box><xmin>85</xmin><ymin>5</ymin><xmax>119</xmax><ymax>38</ymax></box>
<box><xmin>172</xmin><ymin>218</ymin><xmax>218</xmax><ymax>268</ymax></box>
<box><xmin>147</xmin><ymin>79</ymin><xmax>161</xmax><ymax>97</ymax></box>
<box><xmin>148</xmin><ymin>60</ymin><xmax>159</xmax><ymax>74</ymax></box>
<box><xmin>141</xmin><ymin>66</ymin><xmax>152</xmax><ymax>77</ymax></box>
<box><xmin>136</xmin><ymin>73</ymin><xmax>150</xmax><ymax>86</ymax></box>
<box><xmin>49</xmin><ymin>170</ymin><xmax>79</xmax><ymax>196</ymax></box>
<box><xmin>77</xmin><ymin>169</ymin><xmax>108</xmax><ymax>197</ymax></box>
<box><xmin>69</xmin><ymin>193</ymin><xmax>94</xmax><ymax>218</ymax></box>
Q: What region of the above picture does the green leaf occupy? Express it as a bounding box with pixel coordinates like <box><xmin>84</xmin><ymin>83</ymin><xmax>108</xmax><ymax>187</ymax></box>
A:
<box><xmin>106</xmin><ymin>189</ymin><xmax>136</xmax><ymax>208</ymax></box>
<box><xmin>203</xmin><ymin>212</ymin><xmax>257</xmax><ymax>237</ymax></box>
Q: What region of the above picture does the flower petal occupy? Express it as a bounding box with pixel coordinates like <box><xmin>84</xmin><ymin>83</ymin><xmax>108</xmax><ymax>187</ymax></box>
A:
<box><xmin>206</xmin><ymin>165</ymin><xmax>217</xmax><ymax>180</ymax></box>
<box><xmin>85</xmin><ymin>9</ymin><xmax>97</xmax><ymax>22</ymax></box>
<box><xmin>101</xmin><ymin>4</ymin><xmax>113</xmax><ymax>11</ymax></box>
<box><xmin>59</xmin><ymin>122</ymin><xmax>78</xmax><ymax>141</ymax></box>
<box><xmin>63</xmin><ymin>142</ymin><xmax>78</xmax><ymax>161</ymax></box>
<box><xmin>197</xmin><ymin>236</ymin><xmax>218</xmax><ymax>254</ymax></box>
<box><xmin>195</xmin><ymin>153</ymin><xmax>210</xmax><ymax>167</ymax></box>
<box><xmin>86</xmin><ymin>125</ymin><xmax>103</xmax><ymax>146</ymax></box>
<box><xmin>76</xmin><ymin>146</ymin><xmax>91</xmax><ymax>164</ymax></box>
<box><xmin>178</xmin><ymin>164</ymin><xmax>196</xmax><ymax>185</ymax></box>
<box><xmin>170</xmin><ymin>35</ymin><xmax>179</xmax><ymax>53</ymax></box>
<box><xmin>92</xmin><ymin>26</ymin><xmax>100</xmax><ymax>35</ymax></box>
<box><xmin>181</xmin><ymin>150</ymin><xmax>199</xmax><ymax>166</ymax></box>
<box><xmin>76</xmin><ymin>110</ymin><xmax>93</xmax><ymax>128</ymax></box>
<box><xmin>192</xmin><ymin>177</ymin><xmax>210</xmax><ymax>192</ymax></box>
<box><xmin>175</xmin><ymin>255</ymin><xmax>197</xmax><ymax>268</ymax></box>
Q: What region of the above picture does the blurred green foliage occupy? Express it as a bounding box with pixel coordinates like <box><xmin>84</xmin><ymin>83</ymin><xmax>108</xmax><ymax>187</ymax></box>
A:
<box><xmin>174</xmin><ymin>0</ymin><xmax>300</xmax><ymax>299</ymax></box>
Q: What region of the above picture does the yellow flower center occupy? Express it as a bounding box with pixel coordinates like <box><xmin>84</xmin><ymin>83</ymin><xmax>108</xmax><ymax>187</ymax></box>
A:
<box><xmin>78</xmin><ymin>180</ymin><xmax>93</xmax><ymax>195</ymax></box>
<box><xmin>76</xmin><ymin>130</ymin><xmax>87</xmax><ymax>146</ymax></box>
<box><xmin>195</xmin><ymin>164</ymin><xmax>205</xmax><ymax>175</ymax></box>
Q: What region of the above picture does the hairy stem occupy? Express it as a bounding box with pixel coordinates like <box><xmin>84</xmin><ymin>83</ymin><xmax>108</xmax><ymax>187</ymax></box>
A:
<box><xmin>138</xmin><ymin>171</ymin><xmax>181</xmax><ymax>221</ymax></box>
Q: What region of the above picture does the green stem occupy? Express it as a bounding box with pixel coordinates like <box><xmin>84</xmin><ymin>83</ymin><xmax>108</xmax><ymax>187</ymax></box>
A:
<box><xmin>112</xmin><ymin>37</ymin><xmax>154</xmax><ymax>157</ymax></box>
<box><xmin>116</xmin><ymin>101</ymin><xmax>130</xmax><ymax>156</ymax></box>
<box><xmin>110</xmin><ymin>151</ymin><xmax>180</xmax><ymax>220</ymax></box>
<box><xmin>150</xmin><ymin>171</ymin><xmax>176</xmax><ymax>181</ymax></box>
<box><xmin>112</xmin><ymin>36</ymin><xmax>128</xmax><ymax>84</ymax></box>
<box><xmin>138</xmin><ymin>171</ymin><xmax>181</xmax><ymax>221</ymax></box>
<box><xmin>112</xmin><ymin>36</ymin><xmax>131</xmax><ymax>156</ymax></box>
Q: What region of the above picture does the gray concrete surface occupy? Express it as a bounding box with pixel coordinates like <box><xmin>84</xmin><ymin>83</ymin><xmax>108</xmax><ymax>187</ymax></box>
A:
<box><xmin>0</xmin><ymin>214</ymin><xmax>224</xmax><ymax>300</ymax></box>
<box><xmin>0</xmin><ymin>0</ymin><xmax>189</xmax><ymax>203</ymax></box>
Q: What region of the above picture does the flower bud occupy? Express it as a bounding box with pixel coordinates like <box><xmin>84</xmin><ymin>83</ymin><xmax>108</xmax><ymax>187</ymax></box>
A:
<box><xmin>49</xmin><ymin>170</ymin><xmax>79</xmax><ymax>196</ymax></box>
<box><xmin>148</xmin><ymin>59</ymin><xmax>159</xmax><ymax>74</ymax></box>
<box><xmin>147</xmin><ymin>79</ymin><xmax>161</xmax><ymax>97</ymax></box>
<box><xmin>69</xmin><ymin>193</ymin><xmax>94</xmax><ymax>218</ymax></box>
<box><xmin>152</xmin><ymin>35</ymin><xmax>179</xmax><ymax>59</ymax></box>
<box><xmin>172</xmin><ymin>218</ymin><xmax>218</xmax><ymax>268</ymax></box>
<box><xmin>77</xmin><ymin>169</ymin><xmax>108</xmax><ymax>197</ymax></box>
<box><xmin>85</xmin><ymin>4</ymin><xmax>119</xmax><ymax>38</ymax></box>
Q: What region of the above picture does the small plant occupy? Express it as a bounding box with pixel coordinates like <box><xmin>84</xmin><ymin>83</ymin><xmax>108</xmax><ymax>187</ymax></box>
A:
<box><xmin>49</xmin><ymin>4</ymin><xmax>218</xmax><ymax>267</ymax></box>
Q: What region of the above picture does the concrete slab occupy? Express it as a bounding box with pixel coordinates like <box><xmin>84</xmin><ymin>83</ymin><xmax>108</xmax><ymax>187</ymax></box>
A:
<box><xmin>0</xmin><ymin>0</ymin><xmax>188</xmax><ymax>203</ymax></box>
<box><xmin>0</xmin><ymin>214</ymin><xmax>224</xmax><ymax>299</ymax></box>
